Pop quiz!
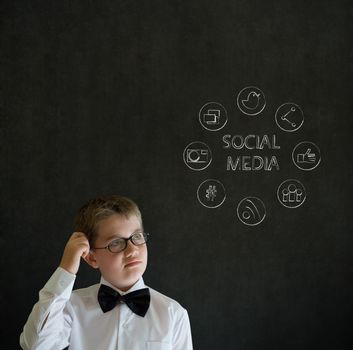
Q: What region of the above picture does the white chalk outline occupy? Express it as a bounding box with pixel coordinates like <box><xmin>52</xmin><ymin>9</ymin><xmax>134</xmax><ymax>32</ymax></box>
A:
<box><xmin>275</xmin><ymin>102</ymin><xmax>304</xmax><ymax>132</ymax></box>
<box><xmin>237</xmin><ymin>196</ymin><xmax>266</xmax><ymax>226</ymax></box>
<box><xmin>277</xmin><ymin>179</ymin><xmax>306</xmax><ymax>208</ymax></box>
<box><xmin>236</xmin><ymin>86</ymin><xmax>266</xmax><ymax>116</ymax></box>
<box><xmin>292</xmin><ymin>141</ymin><xmax>321</xmax><ymax>171</ymax></box>
<box><xmin>197</xmin><ymin>179</ymin><xmax>226</xmax><ymax>208</ymax></box>
<box><xmin>199</xmin><ymin>102</ymin><xmax>228</xmax><ymax>131</ymax></box>
<box><xmin>183</xmin><ymin>141</ymin><xmax>212</xmax><ymax>171</ymax></box>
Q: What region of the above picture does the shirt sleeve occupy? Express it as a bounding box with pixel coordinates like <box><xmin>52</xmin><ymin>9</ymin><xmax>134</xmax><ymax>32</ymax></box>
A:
<box><xmin>19</xmin><ymin>267</ymin><xmax>76</xmax><ymax>350</ymax></box>
<box><xmin>172</xmin><ymin>307</ymin><xmax>193</xmax><ymax>350</ymax></box>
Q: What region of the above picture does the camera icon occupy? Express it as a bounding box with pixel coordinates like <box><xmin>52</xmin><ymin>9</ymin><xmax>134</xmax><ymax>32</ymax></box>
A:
<box><xmin>183</xmin><ymin>141</ymin><xmax>212</xmax><ymax>171</ymax></box>
<box><xmin>186</xmin><ymin>149</ymin><xmax>209</xmax><ymax>164</ymax></box>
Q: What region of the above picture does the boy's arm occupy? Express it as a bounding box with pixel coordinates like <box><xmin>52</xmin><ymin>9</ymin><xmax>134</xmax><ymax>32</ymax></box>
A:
<box><xmin>20</xmin><ymin>232</ymin><xmax>90</xmax><ymax>350</ymax></box>
<box><xmin>173</xmin><ymin>308</ymin><xmax>193</xmax><ymax>350</ymax></box>
<box><xmin>20</xmin><ymin>267</ymin><xmax>75</xmax><ymax>350</ymax></box>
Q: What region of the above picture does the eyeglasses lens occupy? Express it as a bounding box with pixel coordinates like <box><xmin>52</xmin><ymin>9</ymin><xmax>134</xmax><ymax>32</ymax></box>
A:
<box><xmin>108</xmin><ymin>233</ymin><xmax>148</xmax><ymax>253</ymax></box>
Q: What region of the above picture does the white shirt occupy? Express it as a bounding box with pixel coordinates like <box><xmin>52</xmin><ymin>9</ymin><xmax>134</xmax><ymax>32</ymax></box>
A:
<box><xmin>20</xmin><ymin>267</ymin><xmax>193</xmax><ymax>350</ymax></box>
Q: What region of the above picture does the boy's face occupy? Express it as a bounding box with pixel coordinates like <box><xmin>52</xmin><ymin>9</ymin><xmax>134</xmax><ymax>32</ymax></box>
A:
<box><xmin>87</xmin><ymin>213</ymin><xmax>147</xmax><ymax>292</ymax></box>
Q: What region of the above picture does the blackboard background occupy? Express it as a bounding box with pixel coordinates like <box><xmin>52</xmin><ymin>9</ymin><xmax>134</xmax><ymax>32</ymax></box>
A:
<box><xmin>2</xmin><ymin>0</ymin><xmax>353</xmax><ymax>349</ymax></box>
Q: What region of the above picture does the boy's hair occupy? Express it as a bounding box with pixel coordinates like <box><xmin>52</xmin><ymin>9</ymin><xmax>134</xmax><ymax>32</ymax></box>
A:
<box><xmin>73</xmin><ymin>195</ymin><xmax>142</xmax><ymax>246</ymax></box>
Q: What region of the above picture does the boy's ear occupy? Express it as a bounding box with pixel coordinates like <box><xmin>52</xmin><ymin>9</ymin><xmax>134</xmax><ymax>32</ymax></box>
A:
<box><xmin>83</xmin><ymin>251</ymin><xmax>100</xmax><ymax>269</ymax></box>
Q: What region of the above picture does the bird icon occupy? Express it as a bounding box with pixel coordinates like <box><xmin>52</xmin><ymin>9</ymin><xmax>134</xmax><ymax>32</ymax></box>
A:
<box><xmin>241</xmin><ymin>91</ymin><xmax>261</xmax><ymax>110</ymax></box>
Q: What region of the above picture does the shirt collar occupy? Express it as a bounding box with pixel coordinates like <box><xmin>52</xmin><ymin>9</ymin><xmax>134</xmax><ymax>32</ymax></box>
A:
<box><xmin>99</xmin><ymin>276</ymin><xmax>146</xmax><ymax>295</ymax></box>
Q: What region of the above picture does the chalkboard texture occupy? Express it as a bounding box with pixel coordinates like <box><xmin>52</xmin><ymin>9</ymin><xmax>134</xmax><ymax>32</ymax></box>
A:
<box><xmin>1</xmin><ymin>0</ymin><xmax>353</xmax><ymax>349</ymax></box>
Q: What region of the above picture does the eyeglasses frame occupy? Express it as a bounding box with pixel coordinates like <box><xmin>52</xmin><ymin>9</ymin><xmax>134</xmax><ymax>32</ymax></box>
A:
<box><xmin>92</xmin><ymin>232</ymin><xmax>149</xmax><ymax>253</ymax></box>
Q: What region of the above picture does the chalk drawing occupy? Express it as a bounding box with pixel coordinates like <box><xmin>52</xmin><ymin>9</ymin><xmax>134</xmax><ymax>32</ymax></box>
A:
<box><xmin>183</xmin><ymin>141</ymin><xmax>212</xmax><ymax>171</ymax></box>
<box><xmin>292</xmin><ymin>141</ymin><xmax>321</xmax><ymax>171</ymax></box>
<box><xmin>197</xmin><ymin>179</ymin><xmax>226</xmax><ymax>208</ymax></box>
<box><xmin>236</xmin><ymin>86</ymin><xmax>266</xmax><ymax>116</ymax></box>
<box><xmin>237</xmin><ymin>197</ymin><xmax>266</xmax><ymax>225</ymax></box>
<box><xmin>275</xmin><ymin>103</ymin><xmax>304</xmax><ymax>132</ymax></box>
<box><xmin>277</xmin><ymin>179</ymin><xmax>306</xmax><ymax>208</ymax></box>
<box><xmin>199</xmin><ymin>102</ymin><xmax>228</xmax><ymax>131</ymax></box>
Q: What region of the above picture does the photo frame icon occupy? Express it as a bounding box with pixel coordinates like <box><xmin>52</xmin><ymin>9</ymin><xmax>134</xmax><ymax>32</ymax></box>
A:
<box><xmin>199</xmin><ymin>102</ymin><xmax>228</xmax><ymax>131</ymax></box>
<box><xmin>203</xmin><ymin>109</ymin><xmax>220</xmax><ymax>125</ymax></box>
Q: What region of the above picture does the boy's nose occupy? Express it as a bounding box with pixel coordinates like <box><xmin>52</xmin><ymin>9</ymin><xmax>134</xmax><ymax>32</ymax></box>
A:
<box><xmin>124</xmin><ymin>240</ymin><xmax>138</xmax><ymax>257</ymax></box>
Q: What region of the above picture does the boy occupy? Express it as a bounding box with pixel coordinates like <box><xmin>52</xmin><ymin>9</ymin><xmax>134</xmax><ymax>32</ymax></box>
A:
<box><xmin>20</xmin><ymin>195</ymin><xmax>193</xmax><ymax>350</ymax></box>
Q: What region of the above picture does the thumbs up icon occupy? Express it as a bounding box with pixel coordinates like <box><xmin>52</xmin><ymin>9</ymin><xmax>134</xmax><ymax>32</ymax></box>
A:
<box><xmin>292</xmin><ymin>141</ymin><xmax>321</xmax><ymax>171</ymax></box>
<box><xmin>297</xmin><ymin>148</ymin><xmax>316</xmax><ymax>163</ymax></box>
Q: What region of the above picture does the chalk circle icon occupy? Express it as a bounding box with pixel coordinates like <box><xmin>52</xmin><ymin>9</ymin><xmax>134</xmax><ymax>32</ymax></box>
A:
<box><xmin>237</xmin><ymin>197</ymin><xmax>266</xmax><ymax>226</ymax></box>
<box><xmin>277</xmin><ymin>179</ymin><xmax>306</xmax><ymax>209</ymax></box>
<box><xmin>183</xmin><ymin>141</ymin><xmax>212</xmax><ymax>171</ymax></box>
<box><xmin>292</xmin><ymin>141</ymin><xmax>321</xmax><ymax>171</ymax></box>
<box><xmin>236</xmin><ymin>86</ymin><xmax>266</xmax><ymax>116</ymax></box>
<box><xmin>199</xmin><ymin>102</ymin><xmax>228</xmax><ymax>131</ymax></box>
<box><xmin>197</xmin><ymin>179</ymin><xmax>226</xmax><ymax>208</ymax></box>
<box><xmin>275</xmin><ymin>102</ymin><xmax>304</xmax><ymax>132</ymax></box>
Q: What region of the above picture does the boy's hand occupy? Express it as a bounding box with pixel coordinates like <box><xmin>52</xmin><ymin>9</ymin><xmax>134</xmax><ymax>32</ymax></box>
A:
<box><xmin>60</xmin><ymin>232</ymin><xmax>90</xmax><ymax>275</ymax></box>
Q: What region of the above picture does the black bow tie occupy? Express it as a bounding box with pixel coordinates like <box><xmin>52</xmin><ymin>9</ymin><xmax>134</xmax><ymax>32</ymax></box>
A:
<box><xmin>98</xmin><ymin>284</ymin><xmax>150</xmax><ymax>317</ymax></box>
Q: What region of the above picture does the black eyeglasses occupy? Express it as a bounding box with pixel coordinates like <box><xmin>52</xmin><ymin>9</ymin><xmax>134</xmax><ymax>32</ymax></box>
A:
<box><xmin>93</xmin><ymin>232</ymin><xmax>149</xmax><ymax>253</ymax></box>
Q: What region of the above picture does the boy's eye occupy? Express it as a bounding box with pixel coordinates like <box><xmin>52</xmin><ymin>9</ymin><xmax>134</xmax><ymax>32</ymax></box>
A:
<box><xmin>132</xmin><ymin>232</ymin><xmax>144</xmax><ymax>242</ymax></box>
<box><xmin>109</xmin><ymin>239</ymin><xmax>125</xmax><ymax>248</ymax></box>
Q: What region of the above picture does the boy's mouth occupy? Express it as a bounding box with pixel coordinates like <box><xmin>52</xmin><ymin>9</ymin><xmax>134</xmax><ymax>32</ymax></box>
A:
<box><xmin>124</xmin><ymin>260</ymin><xmax>142</xmax><ymax>268</ymax></box>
